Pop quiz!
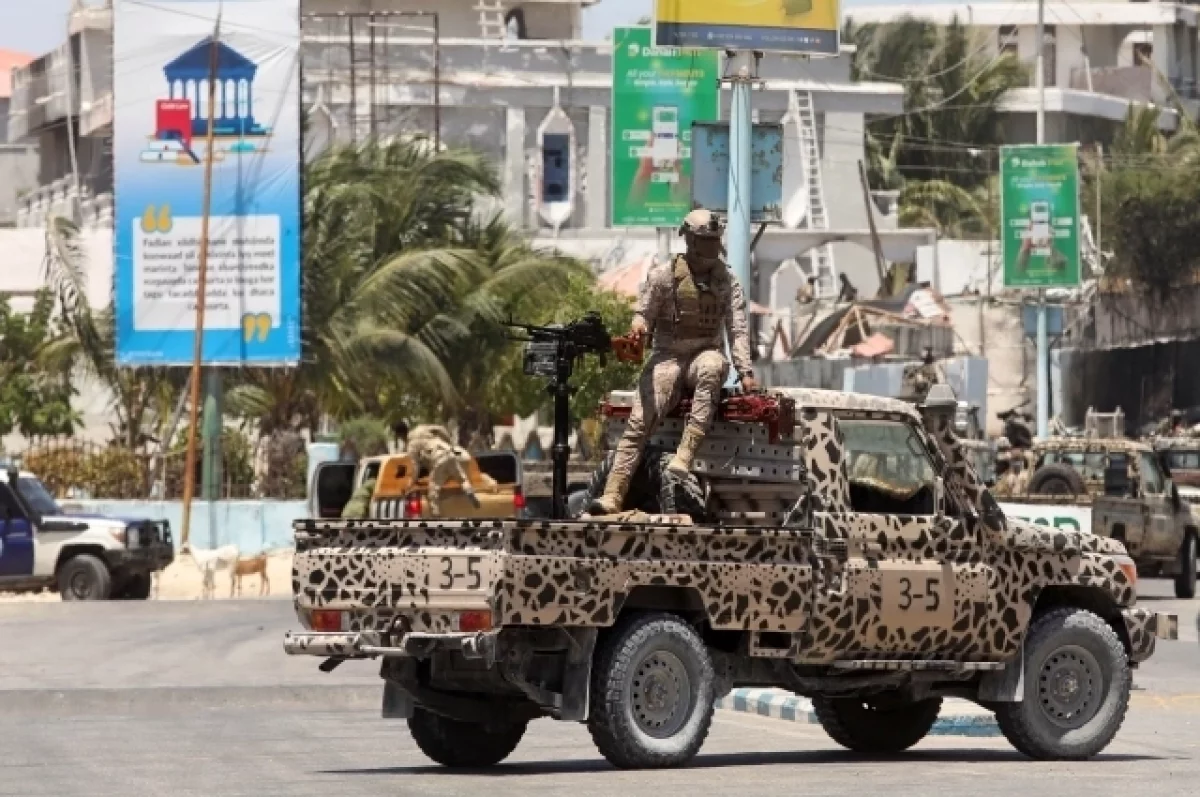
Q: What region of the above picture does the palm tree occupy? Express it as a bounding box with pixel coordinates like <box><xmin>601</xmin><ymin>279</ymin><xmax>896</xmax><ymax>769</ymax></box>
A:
<box><xmin>228</xmin><ymin>137</ymin><xmax>580</xmax><ymax>437</ymax></box>
<box><xmin>849</xmin><ymin>15</ymin><xmax>1027</xmax><ymax>207</ymax></box>
<box><xmin>40</xmin><ymin>216</ymin><xmax>183</xmax><ymax>451</ymax></box>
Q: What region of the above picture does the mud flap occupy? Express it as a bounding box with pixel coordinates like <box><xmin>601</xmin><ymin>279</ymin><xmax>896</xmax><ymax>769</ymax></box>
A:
<box><xmin>977</xmin><ymin>646</ymin><xmax>1024</xmax><ymax>703</ymax></box>
<box><xmin>558</xmin><ymin>628</ymin><xmax>598</xmax><ymax>721</ymax></box>
<box><xmin>382</xmin><ymin>680</ymin><xmax>415</xmax><ymax>719</ymax></box>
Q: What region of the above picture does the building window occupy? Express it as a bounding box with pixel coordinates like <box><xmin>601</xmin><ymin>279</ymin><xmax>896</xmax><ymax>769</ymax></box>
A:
<box><xmin>999</xmin><ymin>25</ymin><xmax>1018</xmax><ymax>57</ymax></box>
<box><xmin>1133</xmin><ymin>42</ymin><xmax>1153</xmax><ymax>66</ymax></box>
<box><xmin>1042</xmin><ymin>25</ymin><xmax>1057</xmax><ymax>87</ymax></box>
<box><xmin>542</xmin><ymin>133</ymin><xmax>570</xmax><ymax>203</ymax></box>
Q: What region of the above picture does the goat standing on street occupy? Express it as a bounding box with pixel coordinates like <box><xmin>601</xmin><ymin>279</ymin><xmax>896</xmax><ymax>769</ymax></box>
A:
<box><xmin>232</xmin><ymin>553</ymin><xmax>270</xmax><ymax>597</ymax></box>
<box><xmin>179</xmin><ymin>543</ymin><xmax>240</xmax><ymax>599</ymax></box>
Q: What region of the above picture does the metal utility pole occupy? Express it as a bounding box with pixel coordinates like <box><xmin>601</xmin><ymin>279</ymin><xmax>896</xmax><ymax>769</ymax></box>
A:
<box><xmin>180</xmin><ymin>21</ymin><xmax>221</xmax><ymax>548</ymax></box>
<box><xmin>724</xmin><ymin>51</ymin><xmax>758</xmax><ymax>385</ymax></box>
<box><xmin>1034</xmin><ymin>0</ymin><xmax>1050</xmax><ymax>440</ymax></box>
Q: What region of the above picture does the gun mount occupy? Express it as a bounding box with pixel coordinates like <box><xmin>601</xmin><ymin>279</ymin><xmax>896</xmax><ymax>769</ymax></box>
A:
<box><xmin>507</xmin><ymin>312</ymin><xmax>615</xmax><ymax>519</ymax></box>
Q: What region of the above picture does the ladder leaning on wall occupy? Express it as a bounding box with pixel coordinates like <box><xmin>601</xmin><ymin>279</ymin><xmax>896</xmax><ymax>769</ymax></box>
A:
<box><xmin>475</xmin><ymin>0</ymin><xmax>508</xmax><ymax>39</ymax></box>
<box><xmin>795</xmin><ymin>90</ymin><xmax>837</xmax><ymax>297</ymax></box>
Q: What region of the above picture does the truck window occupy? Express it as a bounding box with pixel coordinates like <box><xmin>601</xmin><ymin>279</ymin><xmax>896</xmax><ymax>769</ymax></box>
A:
<box><xmin>1140</xmin><ymin>452</ymin><xmax>1166</xmax><ymax>495</ymax></box>
<box><xmin>840</xmin><ymin>419</ymin><xmax>937</xmax><ymax>516</ymax></box>
<box><xmin>1166</xmin><ymin>451</ymin><xmax>1200</xmax><ymax>471</ymax></box>
<box><xmin>15</xmin><ymin>477</ymin><xmax>61</xmax><ymax>517</ymax></box>
<box><xmin>0</xmin><ymin>483</ymin><xmax>25</xmax><ymax>519</ymax></box>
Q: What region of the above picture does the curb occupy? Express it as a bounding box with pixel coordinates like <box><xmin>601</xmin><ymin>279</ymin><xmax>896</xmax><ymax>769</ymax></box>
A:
<box><xmin>716</xmin><ymin>688</ymin><xmax>1001</xmax><ymax>737</ymax></box>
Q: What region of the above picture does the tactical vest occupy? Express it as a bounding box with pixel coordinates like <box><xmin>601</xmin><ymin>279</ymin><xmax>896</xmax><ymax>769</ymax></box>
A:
<box><xmin>672</xmin><ymin>255</ymin><xmax>726</xmax><ymax>339</ymax></box>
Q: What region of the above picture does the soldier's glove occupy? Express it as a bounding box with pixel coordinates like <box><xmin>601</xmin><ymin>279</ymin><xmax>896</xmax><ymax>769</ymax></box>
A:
<box><xmin>611</xmin><ymin>334</ymin><xmax>645</xmax><ymax>363</ymax></box>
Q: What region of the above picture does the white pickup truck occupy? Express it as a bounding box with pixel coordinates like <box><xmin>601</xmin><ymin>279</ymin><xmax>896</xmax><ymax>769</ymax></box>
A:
<box><xmin>0</xmin><ymin>467</ymin><xmax>174</xmax><ymax>600</ymax></box>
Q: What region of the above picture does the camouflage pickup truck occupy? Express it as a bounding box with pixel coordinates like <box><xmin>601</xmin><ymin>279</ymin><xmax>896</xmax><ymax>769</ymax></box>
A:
<box><xmin>1007</xmin><ymin>437</ymin><xmax>1199</xmax><ymax>599</ymax></box>
<box><xmin>285</xmin><ymin>386</ymin><xmax>1177</xmax><ymax>770</ymax></box>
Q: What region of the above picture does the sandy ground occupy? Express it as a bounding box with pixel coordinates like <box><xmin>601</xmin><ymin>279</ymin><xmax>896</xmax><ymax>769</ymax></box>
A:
<box><xmin>0</xmin><ymin>549</ymin><xmax>293</xmax><ymax>603</ymax></box>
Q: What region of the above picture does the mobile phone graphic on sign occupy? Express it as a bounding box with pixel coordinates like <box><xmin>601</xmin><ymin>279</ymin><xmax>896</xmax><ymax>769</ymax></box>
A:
<box><xmin>1028</xmin><ymin>200</ymin><xmax>1052</xmax><ymax>253</ymax></box>
<box><xmin>651</xmin><ymin>105</ymin><xmax>680</xmax><ymax>168</ymax></box>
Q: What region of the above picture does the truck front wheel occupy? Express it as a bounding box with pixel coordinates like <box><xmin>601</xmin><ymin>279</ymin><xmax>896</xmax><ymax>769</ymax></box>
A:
<box><xmin>57</xmin><ymin>554</ymin><xmax>112</xmax><ymax>601</ymax></box>
<box><xmin>407</xmin><ymin>708</ymin><xmax>527</xmax><ymax>768</ymax></box>
<box><xmin>994</xmin><ymin>607</ymin><xmax>1130</xmax><ymax>760</ymax></box>
<box><xmin>587</xmin><ymin>612</ymin><xmax>716</xmax><ymax>769</ymax></box>
<box><xmin>812</xmin><ymin>695</ymin><xmax>942</xmax><ymax>753</ymax></box>
<box><xmin>1174</xmin><ymin>533</ymin><xmax>1197</xmax><ymax>599</ymax></box>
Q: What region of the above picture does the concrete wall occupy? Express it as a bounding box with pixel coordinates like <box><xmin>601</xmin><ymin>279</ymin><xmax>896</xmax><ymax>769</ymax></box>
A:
<box><xmin>0</xmin><ymin>144</ymin><xmax>38</xmax><ymax>225</ymax></box>
<box><xmin>59</xmin><ymin>500</ymin><xmax>307</xmax><ymax>555</ymax></box>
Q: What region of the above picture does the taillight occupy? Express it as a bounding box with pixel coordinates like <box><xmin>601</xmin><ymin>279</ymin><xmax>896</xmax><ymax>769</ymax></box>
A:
<box><xmin>405</xmin><ymin>493</ymin><xmax>422</xmax><ymax>517</ymax></box>
<box><xmin>458</xmin><ymin>610</ymin><xmax>493</xmax><ymax>632</ymax></box>
<box><xmin>311</xmin><ymin>610</ymin><xmax>346</xmax><ymax>632</ymax></box>
<box><xmin>513</xmin><ymin>486</ymin><xmax>526</xmax><ymax>511</ymax></box>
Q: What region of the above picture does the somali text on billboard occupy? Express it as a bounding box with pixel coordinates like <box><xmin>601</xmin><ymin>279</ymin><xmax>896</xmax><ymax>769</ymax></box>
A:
<box><xmin>1000</xmin><ymin>144</ymin><xmax>1083</xmax><ymax>290</ymax></box>
<box><xmin>113</xmin><ymin>0</ymin><xmax>301</xmax><ymax>366</ymax></box>
<box><xmin>611</xmin><ymin>27</ymin><xmax>719</xmax><ymax>228</ymax></box>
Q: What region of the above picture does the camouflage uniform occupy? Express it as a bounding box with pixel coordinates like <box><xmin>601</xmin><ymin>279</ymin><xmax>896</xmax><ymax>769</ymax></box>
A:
<box><xmin>343</xmin><ymin>479</ymin><xmax>376</xmax><ymax>519</ymax></box>
<box><xmin>591</xmin><ymin>209</ymin><xmax>754</xmax><ymax>515</ymax></box>
<box><xmin>407</xmin><ymin>425</ymin><xmax>480</xmax><ymax>517</ymax></box>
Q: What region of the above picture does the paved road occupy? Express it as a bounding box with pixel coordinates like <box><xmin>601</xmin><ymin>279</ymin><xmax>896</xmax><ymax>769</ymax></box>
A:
<box><xmin>1</xmin><ymin>584</ymin><xmax>1197</xmax><ymax>796</ymax></box>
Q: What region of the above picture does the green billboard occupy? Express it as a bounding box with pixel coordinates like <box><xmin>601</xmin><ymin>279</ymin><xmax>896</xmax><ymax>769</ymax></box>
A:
<box><xmin>1000</xmin><ymin>144</ymin><xmax>1082</xmax><ymax>288</ymax></box>
<box><xmin>611</xmin><ymin>27</ymin><xmax>719</xmax><ymax>227</ymax></box>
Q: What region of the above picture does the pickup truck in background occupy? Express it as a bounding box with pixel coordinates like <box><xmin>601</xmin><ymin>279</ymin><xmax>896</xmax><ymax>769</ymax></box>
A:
<box><xmin>1000</xmin><ymin>438</ymin><xmax>1198</xmax><ymax>598</ymax></box>
<box><xmin>0</xmin><ymin>467</ymin><xmax>174</xmax><ymax>600</ymax></box>
<box><xmin>310</xmin><ymin>450</ymin><xmax>526</xmax><ymax>520</ymax></box>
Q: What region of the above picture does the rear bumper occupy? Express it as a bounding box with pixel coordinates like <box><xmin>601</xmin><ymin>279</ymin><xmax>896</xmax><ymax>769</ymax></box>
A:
<box><xmin>1122</xmin><ymin>608</ymin><xmax>1178</xmax><ymax>663</ymax></box>
<box><xmin>283</xmin><ymin>629</ymin><xmax>499</xmax><ymax>661</ymax></box>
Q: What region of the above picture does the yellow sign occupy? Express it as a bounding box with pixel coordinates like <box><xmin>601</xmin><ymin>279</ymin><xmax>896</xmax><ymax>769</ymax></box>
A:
<box><xmin>654</xmin><ymin>0</ymin><xmax>840</xmax><ymax>55</ymax></box>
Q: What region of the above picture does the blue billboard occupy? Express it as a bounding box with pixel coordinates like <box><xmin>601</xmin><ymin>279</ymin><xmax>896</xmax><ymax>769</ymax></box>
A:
<box><xmin>113</xmin><ymin>0</ymin><xmax>301</xmax><ymax>366</ymax></box>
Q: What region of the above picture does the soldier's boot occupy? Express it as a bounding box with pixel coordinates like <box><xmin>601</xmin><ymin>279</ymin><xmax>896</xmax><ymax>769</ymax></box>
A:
<box><xmin>588</xmin><ymin>468</ymin><xmax>632</xmax><ymax>515</ymax></box>
<box><xmin>667</xmin><ymin>424</ymin><xmax>705</xmax><ymax>476</ymax></box>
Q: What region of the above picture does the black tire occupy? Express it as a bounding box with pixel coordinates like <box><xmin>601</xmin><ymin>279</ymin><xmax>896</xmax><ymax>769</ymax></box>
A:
<box><xmin>811</xmin><ymin>695</ymin><xmax>942</xmax><ymax>754</ymax></box>
<box><xmin>587</xmin><ymin>612</ymin><xmax>716</xmax><ymax>769</ymax></box>
<box><xmin>117</xmin><ymin>572</ymin><xmax>153</xmax><ymax>600</ymax></box>
<box><xmin>580</xmin><ymin>448</ymin><xmax>708</xmax><ymax>521</ymax></box>
<box><xmin>1175</xmin><ymin>532</ymin><xmax>1197</xmax><ymax>599</ymax></box>
<box><xmin>1028</xmin><ymin>464</ymin><xmax>1087</xmax><ymax>497</ymax></box>
<box><xmin>407</xmin><ymin>708</ymin><xmax>527</xmax><ymax>768</ymax></box>
<box><xmin>994</xmin><ymin>607</ymin><xmax>1131</xmax><ymax>760</ymax></box>
<box><xmin>57</xmin><ymin>554</ymin><xmax>113</xmax><ymax>601</ymax></box>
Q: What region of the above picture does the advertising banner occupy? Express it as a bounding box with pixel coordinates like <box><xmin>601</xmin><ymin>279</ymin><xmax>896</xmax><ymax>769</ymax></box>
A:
<box><xmin>1000</xmin><ymin>144</ymin><xmax>1082</xmax><ymax>289</ymax></box>
<box><xmin>654</xmin><ymin>0</ymin><xmax>840</xmax><ymax>56</ymax></box>
<box><xmin>997</xmin><ymin>502</ymin><xmax>1092</xmax><ymax>535</ymax></box>
<box><xmin>113</xmin><ymin>0</ymin><xmax>301</xmax><ymax>366</ymax></box>
<box><xmin>691</xmin><ymin>122</ymin><xmax>783</xmax><ymax>222</ymax></box>
<box><xmin>611</xmin><ymin>27</ymin><xmax>719</xmax><ymax>228</ymax></box>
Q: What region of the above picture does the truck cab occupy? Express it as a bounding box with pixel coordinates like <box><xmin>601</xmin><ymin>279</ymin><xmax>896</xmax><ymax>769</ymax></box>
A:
<box><xmin>0</xmin><ymin>467</ymin><xmax>174</xmax><ymax>600</ymax></box>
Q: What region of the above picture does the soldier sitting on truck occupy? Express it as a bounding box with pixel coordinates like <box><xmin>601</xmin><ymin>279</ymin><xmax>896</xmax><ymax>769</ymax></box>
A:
<box><xmin>589</xmin><ymin>207</ymin><xmax>757</xmax><ymax>515</ymax></box>
<box><xmin>395</xmin><ymin>423</ymin><xmax>495</xmax><ymax>516</ymax></box>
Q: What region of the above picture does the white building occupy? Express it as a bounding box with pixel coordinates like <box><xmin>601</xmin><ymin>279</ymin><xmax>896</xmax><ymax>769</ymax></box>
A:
<box><xmin>849</xmin><ymin>2</ymin><xmax>1200</xmax><ymax>141</ymax></box>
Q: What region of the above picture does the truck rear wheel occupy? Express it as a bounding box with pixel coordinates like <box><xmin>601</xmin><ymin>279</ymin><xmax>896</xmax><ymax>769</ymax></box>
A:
<box><xmin>587</xmin><ymin>612</ymin><xmax>716</xmax><ymax>769</ymax></box>
<box><xmin>811</xmin><ymin>695</ymin><xmax>942</xmax><ymax>754</ymax></box>
<box><xmin>58</xmin><ymin>554</ymin><xmax>112</xmax><ymax>601</ymax></box>
<box><xmin>994</xmin><ymin>607</ymin><xmax>1130</xmax><ymax>760</ymax></box>
<box><xmin>1174</xmin><ymin>533</ymin><xmax>1197</xmax><ymax>599</ymax></box>
<box><xmin>407</xmin><ymin>708</ymin><xmax>527</xmax><ymax>768</ymax></box>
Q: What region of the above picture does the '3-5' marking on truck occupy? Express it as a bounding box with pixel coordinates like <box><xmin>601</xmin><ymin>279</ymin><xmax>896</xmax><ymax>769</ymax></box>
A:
<box><xmin>438</xmin><ymin>556</ymin><xmax>483</xmax><ymax>590</ymax></box>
